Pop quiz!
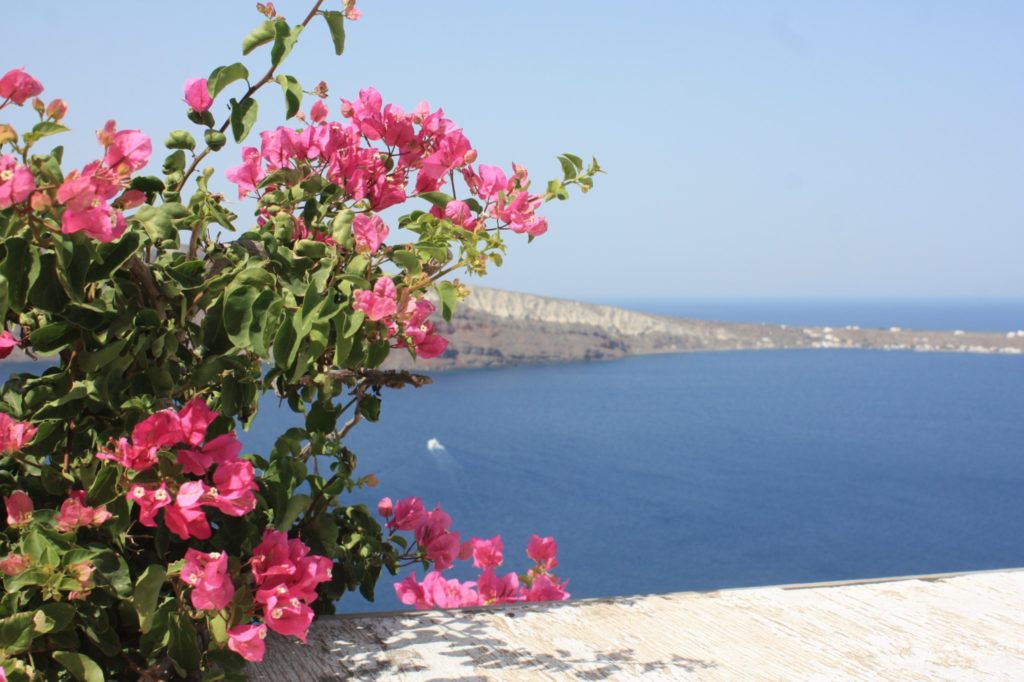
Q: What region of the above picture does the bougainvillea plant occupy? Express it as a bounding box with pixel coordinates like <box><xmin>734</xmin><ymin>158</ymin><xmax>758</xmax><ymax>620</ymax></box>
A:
<box><xmin>0</xmin><ymin>2</ymin><xmax>595</xmax><ymax>679</ymax></box>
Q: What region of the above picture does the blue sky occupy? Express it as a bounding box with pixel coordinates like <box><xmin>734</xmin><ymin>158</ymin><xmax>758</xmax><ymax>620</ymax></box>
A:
<box><xmin>8</xmin><ymin>1</ymin><xmax>1023</xmax><ymax>300</ymax></box>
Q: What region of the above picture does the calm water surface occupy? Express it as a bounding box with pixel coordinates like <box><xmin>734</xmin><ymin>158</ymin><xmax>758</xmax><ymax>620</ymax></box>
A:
<box><xmin>243</xmin><ymin>350</ymin><xmax>1024</xmax><ymax>611</ymax></box>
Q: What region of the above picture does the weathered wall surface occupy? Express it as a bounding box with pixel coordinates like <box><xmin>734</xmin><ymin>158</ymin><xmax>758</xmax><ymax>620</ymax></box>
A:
<box><xmin>249</xmin><ymin>569</ymin><xmax>1024</xmax><ymax>680</ymax></box>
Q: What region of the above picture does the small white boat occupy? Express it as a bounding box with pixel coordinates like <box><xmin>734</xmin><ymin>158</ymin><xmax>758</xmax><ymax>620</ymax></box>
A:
<box><xmin>426</xmin><ymin>437</ymin><xmax>446</xmax><ymax>453</ymax></box>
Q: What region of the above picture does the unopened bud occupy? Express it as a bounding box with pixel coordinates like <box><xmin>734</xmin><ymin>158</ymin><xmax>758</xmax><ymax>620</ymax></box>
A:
<box><xmin>204</xmin><ymin>130</ymin><xmax>227</xmax><ymax>151</ymax></box>
<box><xmin>30</xmin><ymin>192</ymin><xmax>52</xmax><ymax>211</ymax></box>
<box><xmin>0</xmin><ymin>124</ymin><xmax>17</xmax><ymax>145</ymax></box>
<box><xmin>463</xmin><ymin>149</ymin><xmax>478</xmax><ymax>165</ymax></box>
<box><xmin>46</xmin><ymin>99</ymin><xmax>67</xmax><ymax>120</ymax></box>
<box><xmin>31</xmin><ymin>97</ymin><xmax>45</xmax><ymax>114</ymax></box>
<box><xmin>340</xmin><ymin>100</ymin><xmax>354</xmax><ymax>118</ymax></box>
<box><xmin>313</xmin><ymin>80</ymin><xmax>329</xmax><ymax>98</ymax></box>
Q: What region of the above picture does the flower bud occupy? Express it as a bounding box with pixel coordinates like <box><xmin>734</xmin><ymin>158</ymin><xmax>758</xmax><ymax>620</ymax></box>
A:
<box><xmin>31</xmin><ymin>97</ymin><xmax>45</xmax><ymax>114</ymax></box>
<box><xmin>463</xmin><ymin>149</ymin><xmax>478</xmax><ymax>165</ymax></box>
<box><xmin>46</xmin><ymin>99</ymin><xmax>67</xmax><ymax>120</ymax></box>
<box><xmin>0</xmin><ymin>124</ymin><xmax>17</xmax><ymax>145</ymax></box>
<box><xmin>377</xmin><ymin>497</ymin><xmax>393</xmax><ymax>517</ymax></box>
<box><xmin>204</xmin><ymin>130</ymin><xmax>227</xmax><ymax>151</ymax></box>
<box><xmin>29</xmin><ymin>192</ymin><xmax>52</xmax><ymax>211</ymax></box>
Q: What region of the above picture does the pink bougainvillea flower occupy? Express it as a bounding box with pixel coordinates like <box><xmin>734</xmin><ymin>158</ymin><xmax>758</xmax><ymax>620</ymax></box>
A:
<box><xmin>309</xmin><ymin>99</ymin><xmax>328</xmax><ymax>123</ymax></box>
<box><xmin>96</xmin><ymin>437</ymin><xmax>158</xmax><ymax>472</ymax></box>
<box><xmin>177</xmin><ymin>432</ymin><xmax>242</xmax><ymax>476</ymax></box>
<box><xmin>132</xmin><ymin>409</ymin><xmax>185</xmax><ymax>449</ymax></box>
<box><xmin>444</xmin><ymin>199</ymin><xmax>477</xmax><ymax>231</ymax></box>
<box><xmin>475</xmin><ymin>165</ymin><xmax>508</xmax><ymax>201</ymax></box>
<box><xmin>0</xmin><ymin>330</ymin><xmax>20</xmax><ymax>359</ymax></box>
<box><xmin>225</xmin><ymin>147</ymin><xmax>266</xmax><ymax>198</ymax></box>
<box><xmin>422</xmin><ymin>571</ymin><xmax>479</xmax><ymax>608</ymax></box>
<box><xmin>164</xmin><ymin>503</ymin><xmax>211</xmax><ymax>540</ymax></box>
<box><xmin>352</xmin><ymin>277</ymin><xmax>398</xmax><ymax>322</ymax></box>
<box><xmin>263</xmin><ymin>595</ymin><xmax>314</xmax><ymax>641</ymax></box>
<box><xmin>423</xmin><ymin>532</ymin><xmax>461</xmax><ymax>572</ymax></box>
<box><xmin>178</xmin><ymin>396</ymin><xmax>218</xmax><ymax>446</ymax></box>
<box><xmin>209</xmin><ymin>460</ymin><xmax>258</xmax><ymax>516</ymax></box>
<box><xmin>55</xmin><ymin>490</ymin><xmax>112</xmax><ymax>533</ymax></box>
<box><xmin>395</xmin><ymin>572</ymin><xmax>432</xmax><ymax>609</ymax></box>
<box><xmin>0</xmin><ymin>68</ymin><xmax>43</xmax><ymax>105</ymax></box>
<box><xmin>494</xmin><ymin>190</ymin><xmax>547</xmax><ymax>237</ymax></box>
<box><xmin>389</xmin><ymin>497</ymin><xmax>426</xmax><ymax>531</ymax></box>
<box><xmin>340</xmin><ymin>87</ymin><xmax>385</xmax><ymax>140</ymax></box>
<box><xmin>470</xmin><ymin>536</ymin><xmax>504</xmax><ymax>570</ymax></box>
<box><xmin>352</xmin><ymin>213</ymin><xmax>389</xmax><ymax>253</ymax></box>
<box><xmin>0</xmin><ymin>553</ymin><xmax>30</xmax><ymax>576</ymax></box>
<box><xmin>259</xmin><ymin>127</ymin><xmax>300</xmax><ymax>170</ymax></box>
<box><xmin>477</xmin><ymin>568</ymin><xmax>521</xmax><ymax>605</ymax></box>
<box><xmin>103</xmin><ymin>129</ymin><xmax>152</xmax><ymax>176</ymax></box>
<box><xmin>184</xmin><ymin>77</ymin><xmax>213</xmax><ymax>113</ymax></box>
<box><xmin>526</xmin><ymin>535</ymin><xmax>558</xmax><ymax>571</ymax></box>
<box><xmin>127</xmin><ymin>483</ymin><xmax>172</xmax><ymax>526</ymax></box>
<box><xmin>117</xmin><ymin>188</ymin><xmax>146</xmax><ymax>209</ymax></box>
<box><xmin>46</xmin><ymin>98</ymin><xmax>67</xmax><ymax>120</ymax></box>
<box><xmin>4</xmin><ymin>490</ymin><xmax>33</xmax><ymax>527</ymax></box>
<box><xmin>61</xmin><ymin>204</ymin><xmax>127</xmax><ymax>243</ymax></box>
<box><xmin>182</xmin><ymin>549</ymin><xmax>236</xmax><ymax>611</ymax></box>
<box><xmin>523</xmin><ymin>574</ymin><xmax>570</xmax><ymax>602</ymax></box>
<box><xmin>0</xmin><ymin>155</ymin><xmax>35</xmax><ymax>210</ymax></box>
<box><xmin>0</xmin><ymin>413</ymin><xmax>36</xmax><ymax>454</ymax></box>
<box><xmin>228</xmin><ymin>624</ymin><xmax>268</xmax><ymax>662</ymax></box>
<box><xmin>377</xmin><ymin>497</ymin><xmax>393</xmax><ymax>518</ymax></box>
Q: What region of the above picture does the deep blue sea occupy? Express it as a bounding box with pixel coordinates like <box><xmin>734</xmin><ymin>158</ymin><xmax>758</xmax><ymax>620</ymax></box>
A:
<box><xmin>246</xmin><ymin>349</ymin><xmax>1024</xmax><ymax>612</ymax></box>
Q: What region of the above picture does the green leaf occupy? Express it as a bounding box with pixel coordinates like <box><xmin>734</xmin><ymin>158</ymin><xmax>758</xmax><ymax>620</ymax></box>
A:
<box><xmin>322</xmin><ymin>11</ymin><xmax>346</xmax><ymax>55</ymax></box>
<box><xmin>271</xmin><ymin>23</ymin><xmax>303</xmax><ymax>67</ymax></box>
<box><xmin>436</xmin><ymin>281</ymin><xmax>459</xmax><ymax>322</ymax></box>
<box><xmin>242</xmin><ymin>20</ymin><xmax>277</xmax><ymax>54</ymax></box>
<box><xmin>28</xmin><ymin>322</ymin><xmax>76</xmax><ymax>354</ymax></box>
<box><xmin>33</xmin><ymin>603</ymin><xmax>76</xmax><ymax>634</ymax></box>
<box><xmin>276</xmin><ymin>493</ymin><xmax>312</xmax><ymax>530</ymax></box>
<box><xmin>223</xmin><ymin>285</ymin><xmax>261</xmax><ymax>348</ymax></box>
<box><xmin>417</xmin><ymin>191</ymin><xmax>453</xmax><ymax>209</ymax></box>
<box><xmin>389</xmin><ymin>249</ymin><xmax>422</xmax><ymax>275</ymax></box>
<box><xmin>25</xmin><ymin>121</ymin><xmax>69</xmax><ymax>143</ymax></box>
<box><xmin>564</xmin><ymin>152</ymin><xmax>584</xmax><ymax>170</ymax></box>
<box><xmin>358</xmin><ymin>395</ymin><xmax>381</xmax><ymax>421</ymax></box>
<box><xmin>134</xmin><ymin>565</ymin><xmax>167</xmax><ymax>634</ymax></box>
<box><xmin>229</xmin><ymin>97</ymin><xmax>259</xmax><ymax>143</ymax></box>
<box><xmin>53</xmin><ymin>651</ymin><xmax>105</xmax><ymax>682</ymax></box>
<box><xmin>0</xmin><ymin>612</ymin><xmax>35</xmax><ymax>655</ymax></box>
<box><xmin>208</xmin><ymin>62</ymin><xmax>249</xmax><ymax>99</ymax></box>
<box><xmin>1</xmin><ymin>236</ymin><xmax>30</xmax><ymax>312</ymax></box>
<box><xmin>275</xmin><ymin>74</ymin><xmax>303</xmax><ymax>119</ymax></box>
<box><xmin>86</xmin><ymin>230</ymin><xmax>140</xmax><ymax>282</ymax></box>
<box><xmin>558</xmin><ymin>155</ymin><xmax>577</xmax><ymax>181</ymax></box>
<box><xmin>168</xmin><ymin>613</ymin><xmax>202</xmax><ymax>677</ymax></box>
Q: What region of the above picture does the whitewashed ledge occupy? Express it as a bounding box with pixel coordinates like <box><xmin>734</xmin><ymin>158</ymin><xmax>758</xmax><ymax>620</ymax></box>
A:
<box><xmin>249</xmin><ymin>568</ymin><xmax>1024</xmax><ymax>681</ymax></box>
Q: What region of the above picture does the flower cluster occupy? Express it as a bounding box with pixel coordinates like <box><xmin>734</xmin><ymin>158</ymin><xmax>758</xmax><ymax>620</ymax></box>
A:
<box><xmin>380</xmin><ymin>497</ymin><xmax>569</xmax><ymax>609</ymax></box>
<box><xmin>0</xmin><ymin>68</ymin><xmax>151</xmax><ymax>243</ymax></box>
<box><xmin>226</xmin><ymin>86</ymin><xmax>546</xmax><ymax>236</ymax></box>
<box><xmin>55</xmin><ymin>120</ymin><xmax>151</xmax><ymax>241</ymax></box>
<box><xmin>98</xmin><ymin>397</ymin><xmax>254</xmax><ymax>540</ymax></box>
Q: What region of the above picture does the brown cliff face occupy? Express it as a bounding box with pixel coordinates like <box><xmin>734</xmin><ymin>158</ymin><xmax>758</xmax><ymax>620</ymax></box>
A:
<box><xmin>384</xmin><ymin>287</ymin><xmax>1024</xmax><ymax>371</ymax></box>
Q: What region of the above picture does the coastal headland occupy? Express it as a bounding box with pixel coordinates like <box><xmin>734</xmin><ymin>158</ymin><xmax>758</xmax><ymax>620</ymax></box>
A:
<box><xmin>385</xmin><ymin>287</ymin><xmax>1024</xmax><ymax>371</ymax></box>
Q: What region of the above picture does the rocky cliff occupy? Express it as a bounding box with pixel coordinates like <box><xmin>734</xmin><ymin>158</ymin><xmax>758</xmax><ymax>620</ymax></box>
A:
<box><xmin>385</xmin><ymin>287</ymin><xmax>1024</xmax><ymax>371</ymax></box>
